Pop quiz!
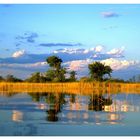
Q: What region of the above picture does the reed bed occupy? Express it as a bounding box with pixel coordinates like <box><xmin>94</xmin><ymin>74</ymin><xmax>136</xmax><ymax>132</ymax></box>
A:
<box><xmin>0</xmin><ymin>82</ymin><xmax>140</xmax><ymax>95</ymax></box>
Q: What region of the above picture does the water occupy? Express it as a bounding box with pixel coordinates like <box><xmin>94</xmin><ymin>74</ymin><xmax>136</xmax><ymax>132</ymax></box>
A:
<box><xmin>0</xmin><ymin>92</ymin><xmax>140</xmax><ymax>136</ymax></box>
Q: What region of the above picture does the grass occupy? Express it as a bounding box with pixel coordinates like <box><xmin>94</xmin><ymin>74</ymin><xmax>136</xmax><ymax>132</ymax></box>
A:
<box><xmin>0</xmin><ymin>82</ymin><xmax>140</xmax><ymax>95</ymax></box>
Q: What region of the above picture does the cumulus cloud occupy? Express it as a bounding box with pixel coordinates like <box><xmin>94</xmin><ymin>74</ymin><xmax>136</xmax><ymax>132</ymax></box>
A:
<box><xmin>100</xmin><ymin>58</ymin><xmax>138</xmax><ymax>70</ymax></box>
<box><xmin>54</xmin><ymin>48</ymin><xmax>88</xmax><ymax>54</ymax></box>
<box><xmin>0</xmin><ymin>46</ymin><xmax>125</xmax><ymax>64</ymax></box>
<box><xmin>12</xmin><ymin>50</ymin><xmax>26</xmax><ymax>58</ymax></box>
<box><xmin>94</xmin><ymin>45</ymin><xmax>104</xmax><ymax>53</ymax></box>
<box><xmin>101</xmin><ymin>11</ymin><xmax>119</xmax><ymax>18</ymax></box>
<box><xmin>64</xmin><ymin>59</ymin><xmax>92</xmax><ymax>71</ymax></box>
<box><xmin>53</xmin><ymin>45</ymin><xmax>104</xmax><ymax>54</ymax></box>
<box><xmin>63</xmin><ymin>58</ymin><xmax>140</xmax><ymax>80</ymax></box>
<box><xmin>64</xmin><ymin>58</ymin><xmax>138</xmax><ymax>72</ymax></box>
<box><xmin>39</xmin><ymin>43</ymin><xmax>82</xmax><ymax>47</ymax></box>
<box><xmin>107</xmin><ymin>46</ymin><xmax>125</xmax><ymax>57</ymax></box>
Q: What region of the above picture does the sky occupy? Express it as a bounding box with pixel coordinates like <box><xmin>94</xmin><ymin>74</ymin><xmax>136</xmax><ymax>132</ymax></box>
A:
<box><xmin>0</xmin><ymin>4</ymin><xmax>140</xmax><ymax>79</ymax></box>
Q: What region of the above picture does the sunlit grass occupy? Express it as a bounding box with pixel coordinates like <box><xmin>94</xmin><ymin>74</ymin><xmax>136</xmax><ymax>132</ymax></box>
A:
<box><xmin>0</xmin><ymin>82</ymin><xmax>140</xmax><ymax>95</ymax></box>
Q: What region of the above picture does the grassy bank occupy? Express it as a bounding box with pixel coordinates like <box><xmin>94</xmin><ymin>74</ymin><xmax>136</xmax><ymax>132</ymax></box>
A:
<box><xmin>0</xmin><ymin>82</ymin><xmax>140</xmax><ymax>94</ymax></box>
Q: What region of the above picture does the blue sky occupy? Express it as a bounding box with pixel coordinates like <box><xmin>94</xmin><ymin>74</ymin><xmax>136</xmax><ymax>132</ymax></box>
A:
<box><xmin>0</xmin><ymin>4</ymin><xmax>140</xmax><ymax>79</ymax></box>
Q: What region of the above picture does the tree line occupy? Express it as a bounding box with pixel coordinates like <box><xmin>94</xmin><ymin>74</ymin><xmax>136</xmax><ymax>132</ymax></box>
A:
<box><xmin>0</xmin><ymin>55</ymin><xmax>137</xmax><ymax>83</ymax></box>
<box><xmin>25</xmin><ymin>55</ymin><xmax>113</xmax><ymax>83</ymax></box>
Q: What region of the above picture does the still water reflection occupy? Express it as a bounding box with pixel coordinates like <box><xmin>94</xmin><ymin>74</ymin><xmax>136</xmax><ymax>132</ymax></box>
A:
<box><xmin>0</xmin><ymin>92</ymin><xmax>140</xmax><ymax>135</ymax></box>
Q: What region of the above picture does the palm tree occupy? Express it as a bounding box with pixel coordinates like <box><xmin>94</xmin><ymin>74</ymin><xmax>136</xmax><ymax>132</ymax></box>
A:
<box><xmin>88</xmin><ymin>62</ymin><xmax>112</xmax><ymax>81</ymax></box>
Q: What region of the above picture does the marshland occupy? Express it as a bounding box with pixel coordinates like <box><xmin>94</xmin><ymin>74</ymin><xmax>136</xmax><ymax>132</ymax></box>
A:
<box><xmin>1</xmin><ymin>4</ymin><xmax>140</xmax><ymax>136</ymax></box>
<box><xmin>0</xmin><ymin>55</ymin><xmax>140</xmax><ymax>136</ymax></box>
<box><xmin>0</xmin><ymin>82</ymin><xmax>140</xmax><ymax>94</ymax></box>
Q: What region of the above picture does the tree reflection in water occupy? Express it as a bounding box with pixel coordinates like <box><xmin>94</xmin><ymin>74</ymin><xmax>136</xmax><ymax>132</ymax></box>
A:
<box><xmin>28</xmin><ymin>92</ymin><xmax>48</xmax><ymax>102</ymax></box>
<box><xmin>70</xmin><ymin>94</ymin><xmax>76</xmax><ymax>103</ymax></box>
<box><xmin>29</xmin><ymin>92</ymin><xmax>66</xmax><ymax>122</ymax></box>
<box><xmin>28</xmin><ymin>92</ymin><xmax>113</xmax><ymax>123</ymax></box>
<box><xmin>45</xmin><ymin>93</ymin><xmax>66</xmax><ymax>122</ymax></box>
<box><xmin>88</xmin><ymin>94</ymin><xmax>113</xmax><ymax>111</ymax></box>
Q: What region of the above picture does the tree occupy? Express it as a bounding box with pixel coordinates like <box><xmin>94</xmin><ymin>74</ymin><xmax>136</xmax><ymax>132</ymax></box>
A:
<box><xmin>0</xmin><ymin>76</ymin><xmax>4</xmax><ymax>82</ymax></box>
<box><xmin>5</xmin><ymin>74</ymin><xmax>22</xmax><ymax>82</ymax></box>
<box><xmin>45</xmin><ymin>69</ymin><xmax>56</xmax><ymax>81</ymax></box>
<box><xmin>57</xmin><ymin>68</ymin><xmax>66</xmax><ymax>82</ymax></box>
<box><xmin>46</xmin><ymin>56</ymin><xmax>62</xmax><ymax>70</ymax></box>
<box><xmin>88</xmin><ymin>62</ymin><xmax>112</xmax><ymax>81</ymax></box>
<box><xmin>46</xmin><ymin>56</ymin><xmax>66</xmax><ymax>82</ymax></box>
<box><xmin>69</xmin><ymin>71</ymin><xmax>77</xmax><ymax>82</ymax></box>
<box><xmin>104</xmin><ymin>65</ymin><xmax>112</xmax><ymax>78</ymax></box>
<box><xmin>26</xmin><ymin>72</ymin><xmax>46</xmax><ymax>83</ymax></box>
<box><xmin>28</xmin><ymin>72</ymin><xmax>40</xmax><ymax>83</ymax></box>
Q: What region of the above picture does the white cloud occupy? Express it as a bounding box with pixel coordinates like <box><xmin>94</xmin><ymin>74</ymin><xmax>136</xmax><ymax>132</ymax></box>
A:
<box><xmin>0</xmin><ymin>46</ymin><xmax>125</xmax><ymax>64</ymax></box>
<box><xmin>52</xmin><ymin>46</ymin><xmax>124</xmax><ymax>62</ymax></box>
<box><xmin>65</xmin><ymin>58</ymin><xmax>139</xmax><ymax>72</ymax></box>
<box><xmin>53</xmin><ymin>46</ymin><xmax>104</xmax><ymax>54</ymax></box>
<box><xmin>0</xmin><ymin>61</ymin><xmax>47</xmax><ymax>69</ymax></box>
<box><xmin>64</xmin><ymin>59</ymin><xmax>92</xmax><ymax>71</ymax></box>
<box><xmin>107</xmin><ymin>46</ymin><xmax>125</xmax><ymax>56</ymax></box>
<box><xmin>100</xmin><ymin>58</ymin><xmax>138</xmax><ymax>70</ymax></box>
<box><xmin>12</xmin><ymin>50</ymin><xmax>26</xmax><ymax>58</ymax></box>
<box><xmin>24</xmin><ymin>61</ymin><xmax>47</xmax><ymax>68</ymax></box>
<box><xmin>94</xmin><ymin>45</ymin><xmax>104</xmax><ymax>53</ymax></box>
<box><xmin>63</xmin><ymin>58</ymin><xmax>140</xmax><ymax>80</ymax></box>
<box><xmin>53</xmin><ymin>48</ymin><xmax>86</xmax><ymax>54</ymax></box>
<box><xmin>83</xmin><ymin>49</ymin><xmax>89</xmax><ymax>54</ymax></box>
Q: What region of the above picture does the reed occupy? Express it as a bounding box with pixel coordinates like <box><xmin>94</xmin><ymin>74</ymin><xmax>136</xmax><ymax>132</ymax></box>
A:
<box><xmin>0</xmin><ymin>82</ymin><xmax>140</xmax><ymax>95</ymax></box>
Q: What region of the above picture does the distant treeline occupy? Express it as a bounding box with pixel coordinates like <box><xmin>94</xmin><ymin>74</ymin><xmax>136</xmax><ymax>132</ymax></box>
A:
<box><xmin>0</xmin><ymin>73</ymin><xmax>127</xmax><ymax>83</ymax></box>
<box><xmin>0</xmin><ymin>73</ymin><xmax>140</xmax><ymax>83</ymax></box>
<box><xmin>0</xmin><ymin>74</ymin><xmax>23</xmax><ymax>82</ymax></box>
<box><xmin>0</xmin><ymin>55</ymin><xmax>140</xmax><ymax>83</ymax></box>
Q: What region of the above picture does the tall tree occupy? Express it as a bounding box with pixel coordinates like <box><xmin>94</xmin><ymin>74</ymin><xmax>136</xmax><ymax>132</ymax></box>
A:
<box><xmin>46</xmin><ymin>56</ymin><xmax>66</xmax><ymax>82</ymax></box>
<box><xmin>88</xmin><ymin>62</ymin><xmax>112</xmax><ymax>81</ymax></box>
<box><xmin>46</xmin><ymin>56</ymin><xmax>62</xmax><ymax>70</ymax></box>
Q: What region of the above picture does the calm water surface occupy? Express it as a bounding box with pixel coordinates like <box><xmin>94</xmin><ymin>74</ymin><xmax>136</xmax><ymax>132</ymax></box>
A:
<box><xmin>0</xmin><ymin>92</ymin><xmax>140</xmax><ymax>136</ymax></box>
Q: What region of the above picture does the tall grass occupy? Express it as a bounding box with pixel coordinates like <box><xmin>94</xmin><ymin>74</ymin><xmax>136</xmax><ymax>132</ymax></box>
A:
<box><xmin>0</xmin><ymin>82</ymin><xmax>140</xmax><ymax>94</ymax></box>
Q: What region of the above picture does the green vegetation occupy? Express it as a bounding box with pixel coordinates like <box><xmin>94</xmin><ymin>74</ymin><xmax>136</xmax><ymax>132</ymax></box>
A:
<box><xmin>25</xmin><ymin>72</ymin><xmax>46</xmax><ymax>83</ymax></box>
<box><xmin>67</xmin><ymin>71</ymin><xmax>77</xmax><ymax>82</ymax></box>
<box><xmin>46</xmin><ymin>56</ymin><xmax>66</xmax><ymax>82</ymax></box>
<box><xmin>0</xmin><ymin>55</ymin><xmax>139</xmax><ymax>83</ymax></box>
<box><xmin>0</xmin><ymin>74</ymin><xmax>23</xmax><ymax>82</ymax></box>
<box><xmin>88</xmin><ymin>61</ymin><xmax>112</xmax><ymax>81</ymax></box>
<box><xmin>0</xmin><ymin>76</ymin><xmax>4</xmax><ymax>82</ymax></box>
